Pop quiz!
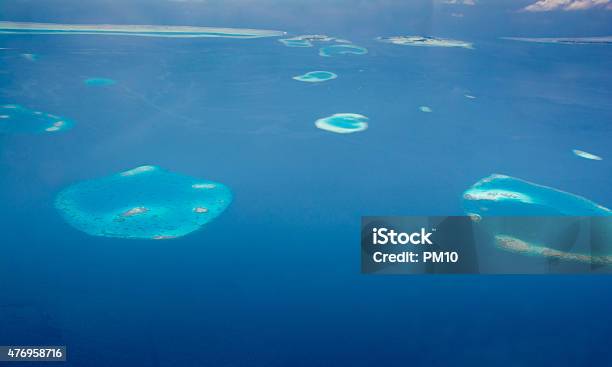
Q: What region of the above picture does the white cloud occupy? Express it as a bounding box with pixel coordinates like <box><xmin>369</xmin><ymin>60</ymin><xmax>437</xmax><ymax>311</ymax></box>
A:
<box><xmin>442</xmin><ymin>0</ymin><xmax>476</xmax><ymax>5</ymax></box>
<box><xmin>523</xmin><ymin>0</ymin><xmax>611</xmax><ymax>11</ymax></box>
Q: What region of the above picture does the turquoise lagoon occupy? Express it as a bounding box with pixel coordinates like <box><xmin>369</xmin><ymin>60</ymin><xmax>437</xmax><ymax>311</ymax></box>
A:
<box><xmin>463</xmin><ymin>175</ymin><xmax>611</xmax><ymax>265</ymax></box>
<box><xmin>279</xmin><ymin>38</ymin><xmax>313</xmax><ymax>47</ymax></box>
<box><xmin>293</xmin><ymin>71</ymin><xmax>337</xmax><ymax>83</ymax></box>
<box><xmin>462</xmin><ymin>174</ymin><xmax>611</xmax><ymax>217</ymax></box>
<box><xmin>319</xmin><ymin>44</ymin><xmax>368</xmax><ymax>57</ymax></box>
<box><xmin>279</xmin><ymin>34</ymin><xmax>336</xmax><ymax>47</ymax></box>
<box><xmin>0</xmin><ymin>104</ymin><xmax>73</xmax><ymax>134</ymax></box>
<box><xmin>315</xmin><ymin>113</ymin><xmax>369</xmax><ymax>134</ymax></box>
<box><xmin>55</xmin><ymin>166</ymin><xmax>232</xmax><ymax>239</ymax></box>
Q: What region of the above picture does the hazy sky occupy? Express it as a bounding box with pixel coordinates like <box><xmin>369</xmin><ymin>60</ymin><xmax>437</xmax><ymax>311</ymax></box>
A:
<box><xmin>1</xmin><ymin>0</ymin><xmax>611</xmax><ymax>39</ymax></box>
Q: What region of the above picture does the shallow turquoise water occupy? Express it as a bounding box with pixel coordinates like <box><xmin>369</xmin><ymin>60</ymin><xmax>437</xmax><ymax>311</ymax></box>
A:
<box><xmin>0</xmin><ymin>104</ymin><xmax>73</xmax><ymax>134</ymax></box>
<box><xmin>54</xmin><ymin>165</ymin><xmax>232</xmax><ymax>239</ymax></box>
<box><xmin>293</xmin><ymin>70</ymin><xmax>337</xmax><ymax>83</ymax></box>
<box><xmin>85</xmin><ymin>77</ymin><xmax>116</xmax><ymax>86</ymax></box>
<box><xmin>319</xmin><ymin>44</ymin><xmax>368</xmax><ymax>57</ymax></box>
<box><xmin>463</xmin><ymin>174</ymin><xmax>611</xmax><ymax>216</ymax></box>
<box><xmin>279</xmin><ymin>38</ymin><xmax>313</xmax><ymax>47</ymax></box>
<box><xmin>314</xmin><ymin>113</ymin><xmax>369</xmax><ymax>133</ymax></box>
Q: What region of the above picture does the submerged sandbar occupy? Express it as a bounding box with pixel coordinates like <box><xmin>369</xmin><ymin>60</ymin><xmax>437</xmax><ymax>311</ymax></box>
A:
<box><xmin>377</xmin><ymin>36</ymin><xmax>473</xmax><ymax>49</ymax></box>
<box><xmin>496</xmin><ymin>235</ymin><xmax>612</xmax><ymax>266</ymax></box>
<box><xmin>501</xmin><ymin>36</ymin><xmax>612</xmax><ymax>45</ymax></box>
<box><xmin>319</xmin><ymin>44</ymin><xmax>368</xmax><ymax>57</ymax></box>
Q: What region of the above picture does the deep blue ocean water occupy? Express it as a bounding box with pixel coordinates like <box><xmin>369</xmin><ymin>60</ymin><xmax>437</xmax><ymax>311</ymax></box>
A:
<box><xmin>1</xmin><ymin>1</ymin><xmax>612</xmax><ymax>365</ymax></box>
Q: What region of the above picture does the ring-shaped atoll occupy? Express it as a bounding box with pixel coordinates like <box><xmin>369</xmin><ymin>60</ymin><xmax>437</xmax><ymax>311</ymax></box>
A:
<box><xmin>0</xmin><ymin>104</ymin><xmax>73</xmax><ymax>134</ymax></box>
<box><xmin>293</xmin><ymin>71</ymin><xmax>338</xmax><ymax>83</ymax></box>
<box><xmin>315</xmin><ymin>113</ymin><xmax>369</xmax><ymax>134</ymax></box>
<box><xmin>55</xmin><ymin>165</ymin><xmax>232</xmax><ymax>240</ymax></box>
<box><xmin>462</xmin><ymin>174</ymin><xmax>610</xmax><ymax>216</ymax></box>
<box><xmin>319</xmin><ymin>44</ymin><xmax>368</xmax><ymax>57</ymax></box>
